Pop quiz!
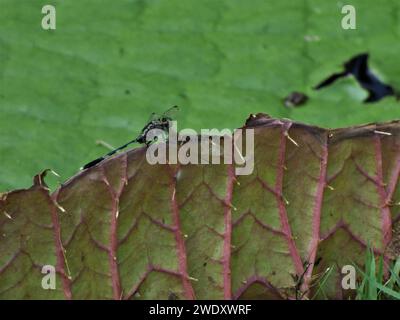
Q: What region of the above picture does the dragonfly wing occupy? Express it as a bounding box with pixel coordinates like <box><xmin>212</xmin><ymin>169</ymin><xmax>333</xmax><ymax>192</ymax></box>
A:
<box><xmin>147</xmin><ymin>112</ymin><xmax>158</xmax><ymax>122</ymax></box>
<box><xmin>162</xmin><ymin>105</ymin><xmax>179</xmax><ymax>120</ymax></box>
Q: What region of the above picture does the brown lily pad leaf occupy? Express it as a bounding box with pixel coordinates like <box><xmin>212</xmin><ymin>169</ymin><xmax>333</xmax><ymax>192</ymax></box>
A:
<box><xmin>1</xmin><ymin>114</ymin><xmax>399</xmax><ymax>299</ymax></box>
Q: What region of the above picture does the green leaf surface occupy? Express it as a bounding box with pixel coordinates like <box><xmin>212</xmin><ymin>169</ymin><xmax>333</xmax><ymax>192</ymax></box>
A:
<box><xmin>1</xmin><ymin>0</ymin><xmax>400</xmax><ymax>191</ymax></box>
<box><xmin>1</xmin><ymin>114</ymin><xmax>399</xmax><ymax>299</ymax></box>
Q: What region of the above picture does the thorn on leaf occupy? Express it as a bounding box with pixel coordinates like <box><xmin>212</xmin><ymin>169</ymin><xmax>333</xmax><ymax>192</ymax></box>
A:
<box><xmin>326</xmin><ymin>184</ymin><xmax>335</xmax><ymax>191</ymax></box>
<box><xmin>188</xmin><ymin>276</ymin><xmax>199</xmax><ymax>282</ymax></box>
<box><xmin>285</xmin><ymin>132</ymin><xmax>299</xmax><ymax>147</ymax></box>
<box><xmin>374</xmin><ymin>130</ymin><xmax>392</xmax><ymax>136</ymax></box>
<box><xmin>3</xmin><ymin>211</ymin><xmax>12</xmax><ymax>220</ymax></box>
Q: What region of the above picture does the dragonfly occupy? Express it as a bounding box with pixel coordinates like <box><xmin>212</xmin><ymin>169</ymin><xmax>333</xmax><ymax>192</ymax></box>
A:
<box><xmin>81</xmin><ymin>106</ymin><xmax>179</xmax><ymax>170</ymax></box>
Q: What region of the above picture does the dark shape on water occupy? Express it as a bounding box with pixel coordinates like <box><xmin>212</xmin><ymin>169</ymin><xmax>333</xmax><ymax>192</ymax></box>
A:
<box><xmin>284</xmin><ymin>91</ymin><xmax>309</xmax><ymax>107</ymax></box>
<box><xmin>314</xmin><ymin>53</ymin><xmax>395</xmax><ymax>103</ymax></box>
<box><xmin>81</xmin><ymin>106</ymin><xmax>179</xmax><ymax>170</ymax></box>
